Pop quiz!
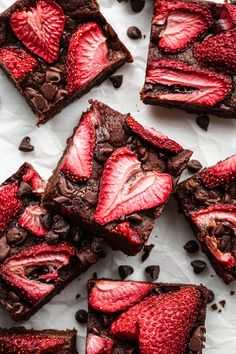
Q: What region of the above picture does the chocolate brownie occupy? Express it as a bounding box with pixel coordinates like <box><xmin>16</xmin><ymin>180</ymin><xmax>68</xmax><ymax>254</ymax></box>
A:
<box><xmin>0</xmin><ymin>0</ymin><xmax>132</xmax><ymax>125</ymax></box>
<box><xmin>86</xmin><ymin>279</ymin><xmax>208</xmax><ymax>354</ymax></box>
<box><xmin>0</xmin><ymin>327</ymin><xmax>77</xmax><ymax>353</ymax></box>
<box><xmin>175</xmin><ymin>154</ymin><xmax>236</xmax><ymax>284</ymax></box>
<box><xmin>141</xmin><ymin>0</ymin><xmax>236</xmax><ymax>119</ymax></box>
<box><xmin>42</xmin><ymin>100</ymin><xmax>192</xmax><ymax>255</ymax></box>
<box><xmin>0</xmin><ymin>163</ymin><xmax>103</xmax><ymax>321</ymax></box>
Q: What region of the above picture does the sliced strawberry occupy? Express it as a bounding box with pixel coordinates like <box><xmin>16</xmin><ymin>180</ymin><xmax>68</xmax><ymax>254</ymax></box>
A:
<box><xmin>126</xmin><ymin>116</ymin><xmax>183</xmax><ymax>153</ymax></box>
<box><xmin>18</xmin><ymin>205</ymin><xmax>49</xmax><ymax>237</ymax></box>
<box><xmin>0</xmin><ymin>243</ymin><xmax>76</xmax><ymax>304</ymax></box>
<box><xmin>60</xmin><ymin>110</ymin><xmax>96</xmax><ymax>182</ymax></box>
<box><xmin>219</xmin><ymin>4</ymin><xmax>236</xmax><ymax>31</ymax></box>
<box><xmin>86</xmin><ymin>334</ymin><xmax>113</xmax><ymax>354</ymax></box>
<box><xmin>88</xmin><ymin>280</ymin><xmax>155</xmax><ymax>313</ymax></box>
<box><xmin>94</xmin><ymin>147</ymin><xmax>172</xmax><ymax>225</ymax></box>
<box><xmin>146</xmin><ymin>60</ymin><xmax>232</xmax><ymax>106</ymax></box>
<box><xmin>0</xmin><ymin>182</ymin><xmax>23</xmax><ymax>234</ymax></box>
<box><xmin>205</xmin><ymin>235</ymin><xmax>235</xmax><ymax>268</ymax></box>
<box><xmin>0</xmin><ymin>47</ymin><xmax>37</xmax><ymax>80</ymax></box>
<box><xmin>66</xmin><ymin>22</ymin><xmax>110</xmax><ymax>94</ymax></box>
<box><xmin>153</xmin><ymin>1</ymin><xmax>212</xmax><ymax>53</ymax></box>
<box><xmin>111</xmin><ymin>222</ymin><xmax>143</xmax><ymax>249</ymax></box>
<box><xmin>10</xmin><ymin>0</ymin><xmax>65</xmax><ymax>63</ymax></box>
<box><xmin>200</xmin><ymin>155</ymin><xmax>236</xmax><ymax>188</ymax></box>
<box><xmin>23</xmin><ymin>165</ymin><xmax>45</xmax><ymax>194</ymax></box>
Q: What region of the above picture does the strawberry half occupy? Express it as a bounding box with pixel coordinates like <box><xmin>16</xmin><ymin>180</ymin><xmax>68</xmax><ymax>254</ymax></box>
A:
<box><xmin>0</xmin><ymin>47</ymin><xmax>37</xmax><ymax>80</ymax></box>
<box><xmin>0</xmin><ymin>243</ymin><xmax>76</xmax><ymax>304</ymax></box>
<box><xmin>66</xmin><ymin>22</ymin><xmax>110</xmax><ymax>94</ymax></box>
<box><xmin>219</xmin><ymin>4</ymin><xmax>236</xmax><ymax>31</ymax></box>
<box><xmin>60</xmin><ymin>110</ymin><xmax>96</xmax><ymax>182</ymax></box>
<box><xmin>10</xmin><ymin>0</ymin><xmax>66</xmax><ymax>63</ymax></box>
<box><xmin>200</xmin><ymin>154</ymin><xmax>236</xmax><ymax>188</ymax></box>
<box><xmin>126</xmin><ymin>116</ymin><xmax>183</xmax><ymax>154</ymax></box>
<box><xmin>18</xmin><ymin>205</ymin><xmax>49</xmax><ymax>237</ymax></box>
<box><xmin>94</xmin><ymin>147</ymin><xmax>172</xmax><ymax>225</ymax></box>
<box><xmin>0</xmin><ymin>182</ymin><xmax>23</xmax><ymax>234</ymax></box>
<box><xmin>89</xmin><ymin>280</ymin><xmax>155</xmax><ymax>313</ymax></box>
<box><xmin>86</xmin><ymin>334</ymin><xmax>113</xmax><ymax>354</ymax></box>
<box><xmin>146</xmin><ymin>60</ymin><xmax>232</xmax><ymax>106</ymax></box>
<box><xmin>153</xmin><ymin>1</ymin><xmax>212</xmax><ymax>53</ymax></box>
<box><xmin>23</xmin><ymin>165</ymin><xmax>45</xmax><ymax>194</ymax></box>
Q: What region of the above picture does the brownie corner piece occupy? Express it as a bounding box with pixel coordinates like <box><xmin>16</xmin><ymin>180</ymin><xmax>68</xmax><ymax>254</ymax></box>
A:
<box><xmin>175</xmin><ymin>154</ymin><xmax>236</xmax><ymax>284</ymax></box>
<box><xmin>86</xmin><ymin>279</ymin><xmax>208</xmax><ymax>353</ymax></box>
<box><xmin>0</xmin><ymin>0</ymin><xmax>132</xmax><ymax>125</ymax></box>
<box><xmin>141</xmin><ymin>0</ymin><xmax>236</xmax><ymax>119</ymax></box>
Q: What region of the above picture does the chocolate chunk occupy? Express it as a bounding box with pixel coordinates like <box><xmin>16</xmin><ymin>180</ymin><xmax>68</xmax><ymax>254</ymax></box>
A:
<box><xmin>187</xmin><ymin>159</ymin><xmax>203</xmax><ymax>173</ymax></box>
<box><xmin>18</xmin><ymin>137</ymin><xmax>34</xmax><ymax>152</ymax></box>
<box><xmin>0</xmin><ymin>238</ymin><xmax>10</xmax><ymax>262</ymax></box>
<box><xmin>6</xmin><ymin>227</ymin><xmax>27</xmax><ymax>245</ymax></box>
<box><xmin>219</xmin><ymin>300</ymin><xmax>226</xmax><ymax>308</ymax></box>
<box><xmin>52</xmin><ymin>215</ymin><xmax>70</xmax><ymax>237</ymax></box>
<box><xmin>145</xmin><ymin>265</ymin><xmax>160</xmax><ymax>280</ymax></box>
<box><xmin>45</xmin><ymin>231</ymin><xmax>60</xmax><ymax>244</ymax></box>
<box><xmin>196</xmin><ymin>114</ymin><xmax>210</xmax><ymax>131</ymax></box>
<box><xmin>207</xmin><ymin>289</ymin><xmax>215</xmax><ymax>304</ymax></box>
<box><xmin>211</xmin><ymin>303</ymin><xmax>218</xmax><ymax>311</ymax></box>
<box><xmin>119</xmin><ymin>265</ymin><xmax>134</xmax><ymax>279</ymax></box>
<box><xmin>191</xmin><ymin>260</ymin><xmax>207</xmax><ymax>274</ymax></box>
<box><xmin>189</xmin><ymin>326</ymin><xmax>205</xmax><ymax>352</ymax></box>
<box><xmin>109</xmin><ymin>75</ymin><xmax>123</xmax><ymax>88</ymax></box>
<box><xmin>34</xmin><ymin>94</ymin><xmax>48</xmax><ymax>112</ymax></box>
<box><xmin>83</xmin><ymin>191</ymin><xmax>98</xmax><ymax>205</ymax></box>
<box><xmin>184</xmin><ymin>240</ymin><xmax>199</xmax><ymax>254</ymax></box>
<box><xmin>75</xmin><ymin>309</ymin><xmax>88</xmax><ymax>324</ymax></box>
<box><xmin>142</xmin><ymin>244</ymin><xmax>154</xmax><ymax>262</ymax></box>
<box><xmin>127</xmin><ymin>26</ymin><xmax>142</xmax><ymax>39</ymax></box>
<box><xmin>41</xmin><ymin>83</ymin><xmax>56</xmax><ymax>100</ymax></box>
<box><xmin>17</xmin><ymin>182</ymin><xmax>32</xmax><ymax>198</ymax></box>
<box><xmin>130</xmin><ymin>0</ymin><xmax>145</xmax><ymax>12</ymax></box>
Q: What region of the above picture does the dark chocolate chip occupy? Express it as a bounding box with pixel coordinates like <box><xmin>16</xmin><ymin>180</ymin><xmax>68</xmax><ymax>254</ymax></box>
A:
<box><xmin>187</xmin><ymin>159</ymin><xmax>203</xmax><ymax>173</ymax></box>
<box><xmin>127</xmin><ymin>26</ymin><xmax>142</xmax><ymax>39</ymax></box>
<box><xmin>196</xmin><ymin>114</ymin><xmax>210</xmax><ymax>131</ymax></box>
<box><xmin>45</xmin><ymin>231</ymin><xmax>60</xmax><ymax>244</ymax></box>
<box><xmin>46</xmin><ymin>68</ymin><xmax>62</xmax><ymax>83</ymax></box>
<box><xmin>191</xmin><ymin>260</ymin><xmax>207</xmax><ymax>274</ymax></box>
<box><xmin>34</xmin><ymin>94</ymin><xmax>48</xmax><ymax>112</ymax></box>
<box><xmin>75</xmin><ymin>293</ymin><xmax>81</xmax><ymax>299</ymax></box>
<box><xmin>130</xmin><ymin>0</ymin><xmax>145</xmax><ymax>13</ymax></box>
<box><xmin>189</xmin><ymin>326</ymin><xmax>205</xmax><ymax>352</ymax></box>
<box><xmin>6</xmin><ymin>227</ymin><xmax>27</xmax><ymax>245</ymax></box>
<box><xmin>17</xmin><ymin>182</ymin><xmax>32</xmax><ymax>198</ymax></box>
<box><xmin>24</xmin><ymin>87</ymin><xmax>37</xmax><ymax>98</ymax></box>
<box><xmin>109</xmin><ymin>75</ymin><xmax>123</xmax><ymax>88</ymax></box>
<box><xmin>40</xmin><ymin>213</ymin><xmax>53</xmax><ymax>230</ymax></box>
<box><xmin>142</xmin><ymin>244</ymin><xmax>155</xmax><ymax>262</ymax></box>
<box><xmin>145</xmin><ymin>265</ymin><xmax>160</xmax><ymax>280</ymax></box>
<box><xmin>230</xmin><ymin>291</ymin><xmax>235</xmax><ymax>295</ymax></box>
<box><xmin>127</xmin><ymin>213</ymin><xmax>143</xmax><ymax>223</ymax></box>
<box><xmin>0</xmin><ymin>238</ymin><xmax>10</xmax><ymax>262</ymax></box>
<box><xmin>83</xmin><ymin>191</ymin><xmax>98</xmax><ymax>205</ymax></box>
<box><xmin>91</xmin><ymin>239</ymin><xmax>103</xmax><ymax>254</ymax></box>
<box><xmin>52</xmin><ymin>214</ymin><xmax>70</xmax><ymax>237</ymax></box>
<box><xmin>75</xmin><ymin>309</ymin><xmax>88</xmax><ymax>324</ymax></box>
<box><xmin>11</xmin><ymin>302</ymin><xmax>25</xmax><ymax>315</ymax></box>
<box><xmin>219</xmin><ymin>300</ymin><xmax>226</xmax><ymax>308</ymax></box>
<box><xmin>41</xmin><ymin>83</ymin><xmax>56</xmax><ymax>100</ymax></box>
<box><xmin>18</xmin><ymin>137</ymin><xmax>34</xmax><ymax>152</ymax></box>
<box><xmin>207</xmin><ymin>289</ymin><xmax>215</xmax><ymax>304</ymax></box>
<box><xmin>92</xmin><ymin>272</ymin><xmax>98</xmax><ymax>279</ymax></box>
<box><xmin>184</xmin><ymin>240</ymin><xmax>199</xmax><ymax>254</ymax></box>
<box><xmin>119</xmin><ymin>265</ymin><xmax>134</xmax><ymax>279</ymax></box>
<box><xmin>211</xmin><ymin>303</ymin><xmax>218</xmax><ymax>311</ymax></box>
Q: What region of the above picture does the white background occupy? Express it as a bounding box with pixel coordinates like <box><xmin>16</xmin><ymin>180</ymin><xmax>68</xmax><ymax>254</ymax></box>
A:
<box><xmin>0</xmin><ymin>0</ymin><xmax>236</xmax><ymax>353</ymax></box>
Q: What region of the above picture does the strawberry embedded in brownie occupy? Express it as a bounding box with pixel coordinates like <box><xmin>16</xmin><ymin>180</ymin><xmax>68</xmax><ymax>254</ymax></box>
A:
<box><xmin>86</xmin><ymin>279</ymin><xmax>208</xmax><ymax>354</ymax></box>
<box><xmin>175</xmin><ymin>154</ymin><xmax>236</xmax><ymax>284</ymax></box>
<box><xmin>42</xmin><ymin>100</ymin><xmax>192</xmax><ymax>256</ymax></box>
<box><xmin>141</xmin><ymin>0</ymin><xmax>236</xmax><ymax>119</ymax></box>
<box><xmin>0</xmin><ymin>0</ymin><xmax>132</xmax><ymax>125</ymax></box>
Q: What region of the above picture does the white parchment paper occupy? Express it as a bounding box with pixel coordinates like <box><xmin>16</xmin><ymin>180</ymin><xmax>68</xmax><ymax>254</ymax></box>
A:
<box><xmin>0</xmin><ymin>0</ymin><xmax>236</xmax><ymax>352</ymax></box>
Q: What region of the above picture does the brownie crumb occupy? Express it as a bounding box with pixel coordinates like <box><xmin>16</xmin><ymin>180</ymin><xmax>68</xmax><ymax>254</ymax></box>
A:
<box><xmin>211</xmin><ymin>303</ymin><xmax>218</xmax><ymax>311</ymax></box>
<box><xmin>18</xmin><ymin>136</ymin><xmax>34</xmax><ymax>152</ymax></box>
<box><xmin>75</xmin><ymin>293</ymin><xmax>81</xmax><ymax>300</ymax></box>
<box><xmin>142</xmin><ymin>244</ymin><xmax>155</xmax><ymax>262</ymax></box>
<box><xmin>75</xmin><ymin>309</ymin><xmax>88</xmax><ymax>324</ymax></box>
<box><xmin>184</xmin><ymin>240</ymin><xmax>199</xmax><ymax>254</ymax></box>
<box><xmin>127</xmin><ymin>26</ymin><xmax>142</xmax><ymax>39</ymax></box>
<box><xmin>218</xmin><ymin>309</ymin><xmax>222</xmax><ymax>313</ymax></box>
<box><xmin>187</xmin><ymin>159</ymin><xmax>203</xmax><ymax>173</ymax></box>
<box><xmin>119</xmin><ymin>265</ymin><xmax>134</xmax><ymax>280</ymax></box>
<box><xmin>130</xmin><ymin>0</ymin><xmax>145</xmax><ymax>12</ymax></box>
<box><xmin>191</xmin><ymin>260</ymin><xmax>207</xmax><ymax>274</ymax></box>
<box><xmin>92</xmin><ymin>272</ymin><xmax>98</xmax><ymax>279</ymax></box>
<box><xmin>145</xmin><ymin>265</ymin><xmax>160</xmax><ymax>280</ymax></box>
<box><xmin>207</xmin><ymin>290</ymin><xmax>215</xmax><ymax>304</ymax></box>
<box><xmin>230</xmin><ymin>291</ymin><xmax>235</xmax><ymax>296</ymax></box>
<box><xmin>109</xmin><ymin>75</ymin><xmax>123</xmax><ymax>88</ymax></box>
<box><xmin>219</xmin><ymin>300</ymin><xmax>226</xmax><ymax>308</ymax></box>
<box><xmin>196</xmin><ymin>114</ymin><xmax>210</xmax><ymax>131</ymax></box>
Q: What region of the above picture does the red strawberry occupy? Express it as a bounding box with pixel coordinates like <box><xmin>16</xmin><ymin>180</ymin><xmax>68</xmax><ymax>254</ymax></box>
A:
<box><xmin>0</xmin><ymin>243</ymin><xmax>76</xmax><ymax>303</ymax></box>
<box><xmin>23</xmin><ymin>165</ymin><xmax>45</xmax><ymax>194</ymax></box>
<box><xmin>205</xmin><ymin>234</ymin><xmax>235</xmax><ymax>268</ymax></box>
<box><xmin>111</xmin><ymin>222</ymin><xmax>143</xmax><ymax>249</ymax></box>
<box><xmin>86</xmin><ymin>334</ymin><xmax>113</xmax><ymax>354</ymax></box>
<box><xmin>60</xmin><ymin>110</ymin><xmax>96</xmax><ymax>182</ymax></box>
<box><xmin>18</xmin><ymin>205</ymin><xmax>49</xmax><ymax>236</ymax></box>
<box><xmin>195</xmin><ymin>29</ymin><xmax>236</xmax><ymax>73</ymax></box>
<box><xmin>66</xmin><ymin>22</ymin><xmax>110</xmax><ymax>94</ymax></box>
<box><xmin>111</xmin><ymin>287</ymin><xmax>201</xmax><ymax>354</ymax></box>
<box><xmin>153</xmin><ymin>1</ymin><xmax>212</xmax><ymax>53</ymax></box>
<box><xmin>0</xmin><ymin>47</ymin><xmax>37</xmax><ymax>80</ymax></box>
<box><xmin>0</xmin><ymin>182</ymin><xmax>23</xmax><ymax>233</ymax></box>
<box><xmin>10</xmin><ymin>0</ymin><xmax>65</xmax><ymax>63</ymax></box>
<box><xmin>146</xmin><ymin>60</ymin><xmax>232</xmax><ymax>106</ymax></box>
<box><xmin>200</xmin><ymin>155</ymin><xmax>236</xmax><ymax>188</ymax></box>
<box><xmin>94</xmin><ymin>147</ymin><xmax>172</xmax><ymax>225</ymax></box>
<box><xmin>219</xmin><ymin>4</ymin><xmax>236</xmax><ymax>31</ymax></box>
<box><xmin>88</xmin><ymin>280</ymin><xmax>155</xmax><ymax>313</ymax></box>
<box><xmin>126</xmin><ymin>116</ymin><xmax>183</xmax><ymax>153</ymax></box>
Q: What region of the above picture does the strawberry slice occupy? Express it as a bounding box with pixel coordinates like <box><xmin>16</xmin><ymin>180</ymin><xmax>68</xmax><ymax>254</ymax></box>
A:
<box><xmin>200</xmin><ymin>155</ymin><xmax>236</xmax><ymax>188</ymax></box>
<box><xmin>153</xmin><ymin>1</ymin><xmax>212</xmax><ymax>53</ymax></box>
<box><xmin>23</xmin><ymin>165</ymin><xmax>45</xmax><ymax>194</ymax></box>
<box><xmin>205</xmin><ymin>235</ymin><xmax>235</xmax><ymax>269</ymax></box>
<box><xmin>18</xmin><ymin>205</ymin><xmax>49</xmax><ymax>237</ymax></box>
<box><xmin>0</xmin><ymin>47</ymin><xmax>37</xmax><ymax>80</ymax></box>
<box><xmin>60</xmin><ymin>110</ymin><xmax>96</xmax><ymax>182</ymax></box>
<box><xmin>0</xmin><ymin>243</ymin><xmax>76</xmax><ymax>304</ymax></box>
<box><xmin>111</xmin><ymin>222</ymin><xmax>143</xmax><ymax>249</ymax></box>
<box><xmin>126</xmin><ymin>116</ymin><xmax>183</xmax><ymax>154</ymax></box>
<box><xmin>86</xmin><ymin>334</ymin><xmax>113</xmax><ymax>354</ymax></box>
<box><xmin>146</xmin><ymin>60</ymin><xmax>232</xmax><ymax>106</ymax></box>
<box><xmin>219</xmin><ymin>4</ymin><xmax>236</xmax><ymax>31</ymax></box>
<box><xmin>10</xmin><ymin>0</ymin><xmax>66</xmax><ymax>63</ymax></box>
<box><xmin>94</xmin><ymin>147</ymin><xmax>172</xmax><ymax>225</ymax></box>
<box><xmin>88</xmin><ymin>280</ymin><xmax>155</xmax><ymax>313</ymax></box>
<box><xmin>66</xmin><ymin>22</ymin><xmax>110</xmax><ymax>94</ymax></box>
<box><xmin>0</xmin><ymin>182</ymin><xmax>23</xmax><ymax>234</ymax></box>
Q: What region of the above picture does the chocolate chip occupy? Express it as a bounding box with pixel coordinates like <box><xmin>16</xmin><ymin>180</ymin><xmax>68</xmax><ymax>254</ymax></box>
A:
<box><xmin>0</xmin><ymin>238</ymin><xmax>10</xmax><ymax>262</ymax></box>
<box><xmin>187</xmin><ymin>159</ymin><xmax>203</xmax><ymax>173</ymax></box>
<box><xmin>83</xmin><ymin>191</ymin><xmax>97</xmax><ymax>205</ymax></box>
<box><xmin>109</xmin><ymin>75</ymin><xmax>123</xmax><ymax>88</ymax></box>
<box><xmin>130</xmin><ymin>0</ymin><xmax>145</xmax><ymax>13</ymax></box>
<box><xmin>211</xmin><ymin>303</ymin><xmax>218</xmax><ymax>311</ymax></box>
<box><xmin>24</xmin><ymin>87</ymin><xmax>37</xmax><ymax>98</ymax></box>
<box><xmin>207</xmin><ymin>290</ymin><xmax>215</xmax><ymax>304</ymax></box>
<box><xmin>75</xmin><ymin>309</ymin><xmax>88</xmax><ymax>323</ymax></box>
<box><xmin>189</xmin><ymin>326</ymin><xmax>205</xmax><ymax>352</ymax></box>
<box><xmin>127</xmin><ymin>213</ymin><xmax>142</xmax><ymax>223</ymax></box>
<box><xmin>41</xmin><ymin>83</ymin><xmax>56</xmax><ymax>100</ymax></box>
<box><xmin>191</xmin><ymin>260</ymin><xmax>207</xmax><ymax>274</ymax></box>
<box><xmin>34</xmin><ymin>94</ymin><xmax>48</xmax><ymax>112</ymax></box>
<box><xmin>219</xmin><ymin>300</ymin><xmax>226</xmax><ymax>308</ymax></box>
<box><xmin>40</xmin><ymin>213</ymin><xmax>53</xmax><ymax>229</ymax></box>
<box><xmin>17</xmin><ymin>182</ymin><xmax>32</xmax><ymax>198</ymax></box>
<box><xmin>127</xmin><ymin>26</ymin><xmax>142</xmax><ymax>39</ymax></box>
<box><xmin>145</xmin><ymin>265</ymin><xmax>160</xmax><ymax>280</ymax></box>
<box><xmin>75</xmin><ymin>293</ymin><xmax>81</xmax><ymax>300</ymax></box>
<box><xmin>230</xmin><ymin>290</ymin><xmax>235</xmax><ymax>295</ymax></box>
<box><xmin>18</xmin><ymin>137</ymin><xmax>34</xmax><ymax>152</ymax></box>
<box><xmin>142</xmin><ymin>244</ymin><xmax>155</xmax><ymax>262</ymax></box>
<box><xmin>196</xmin><ymin>114</ymin><xmax>210</xmax><ymax>131</ymax></box>
<box><xmin>92</xmin><ymin>272</ymin><xmax>98</xmax><ymax>279</ymax></box>
<box><xmin>91</xmin><ymin>239</ymin><xmax>103</xmax><ymax>254</ymax></box>
<box><xmin>12</xmin><ymin>302</ymin><xmax>25</xmax><ymax>315</ymax></box>
<box><xmin>6</xmin><ymin>227</ymin><xmax>27</xmax><ymax>245</ymax></box>
<box><xmin>119</xmin><ymin>265</ymin><xmax>134</xmax><ymax>279</ymax></box>
<box><xmin>184</xmin><ymin>240</ymin><xmax>199</xmax><ymax>254</ymax></box>
<box><xmin>45</xmin><ymin>231</ymin><xmax>60</xmax><ymax>244</ymax></box>
<box><xmin>46</xmin><ymin>68</ymin><xmax>62</xmax><ymax>83</ymax></box>
<box><xmin>52</xmin><ymin>215</ymin><xmax>70</xmax><ymax>237</ymax></box>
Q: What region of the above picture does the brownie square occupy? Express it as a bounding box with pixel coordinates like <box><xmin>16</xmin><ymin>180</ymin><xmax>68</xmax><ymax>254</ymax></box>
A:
<box><xmin>0</xmin><ymin>0</ymin><xmax>132</xmax><ymax>125</ymax></box>
<box><xmin>42</xmin><ymin>100</ymin><xmax>192</xmax><ymax>255</ymax></box>
<box><xmin>141</xmin><ymin>0</ymin><xmax>236</xmax><ymax>119</ymax></box>
<box><xmin>86</xmin><ymin>279</ymin><xmax>208</xmax><ymax>353</ymax></box>
<box><xmin>0</xmin><ymin>327</ymin><xmax>77</xmax><ymax>353</ymax></box>
<box><xmin>0</xmin><ymin>163</ymin><xmax>103</xmax><ymax>321</ymax></box>
<box><xmin>175</xmin><ymin>154</ymin><xmax>236</xmax><ymax>284</ymax></box>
